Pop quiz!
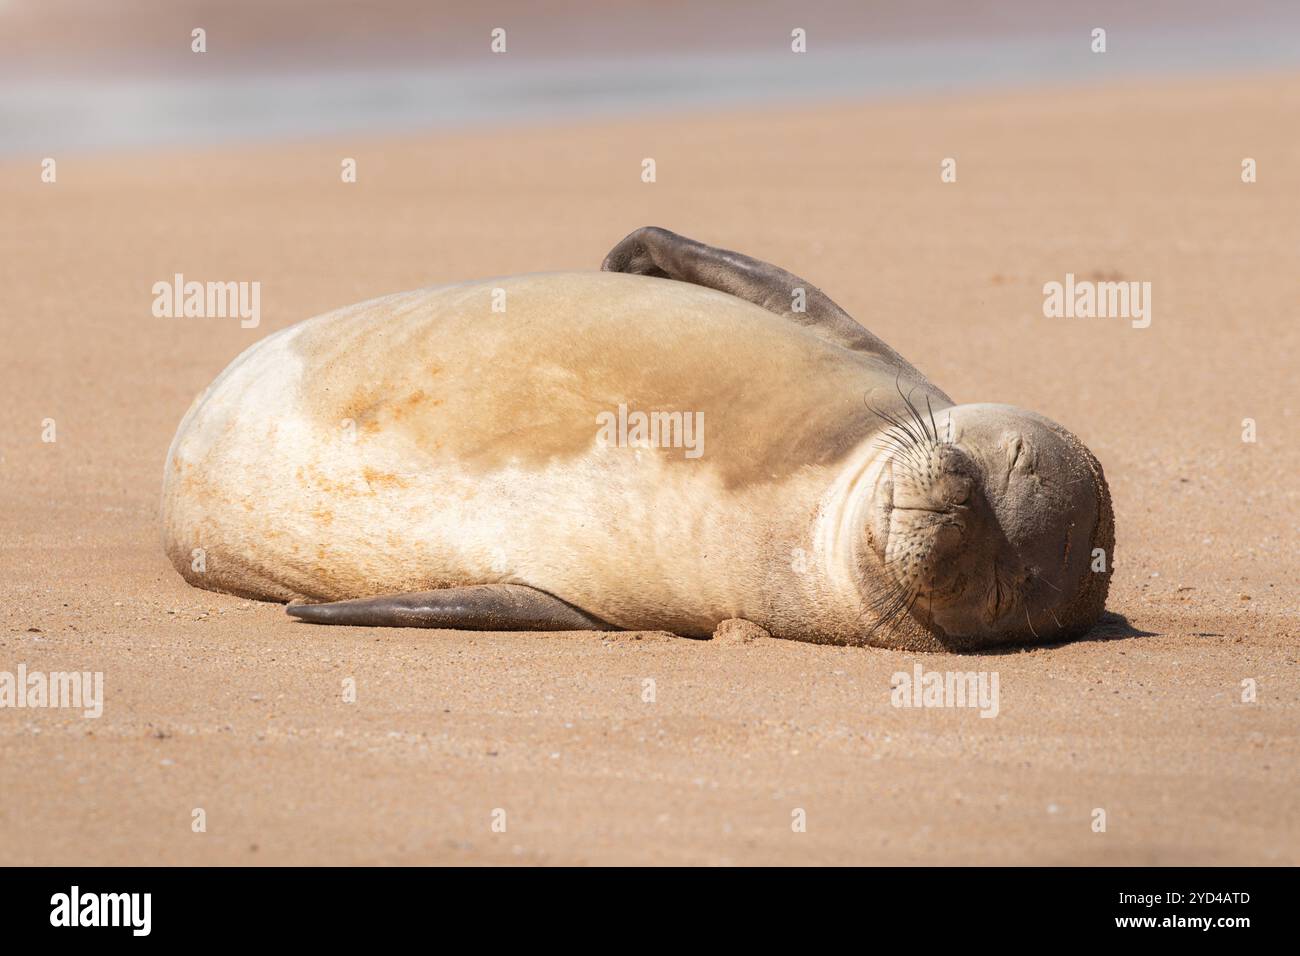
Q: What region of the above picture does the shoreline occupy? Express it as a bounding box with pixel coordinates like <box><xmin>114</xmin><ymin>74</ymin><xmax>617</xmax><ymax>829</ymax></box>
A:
<box><xmin>6</xmin><ymin>26</ymin><xmax>1300</xmax><ymax>156</ymax></box>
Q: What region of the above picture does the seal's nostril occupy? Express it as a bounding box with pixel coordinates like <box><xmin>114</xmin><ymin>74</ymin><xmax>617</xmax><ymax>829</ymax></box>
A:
<box><xmin>941</xmin><ymin>472</ymin><xmax>972</xmax><ymax>507</ymax></box>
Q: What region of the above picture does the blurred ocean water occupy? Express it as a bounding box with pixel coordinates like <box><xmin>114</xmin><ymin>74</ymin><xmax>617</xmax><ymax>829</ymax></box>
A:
<box><xmin>3</xmin><ymin>22</ymin><xmax>1299</xmax><ymax>155</ymax></box>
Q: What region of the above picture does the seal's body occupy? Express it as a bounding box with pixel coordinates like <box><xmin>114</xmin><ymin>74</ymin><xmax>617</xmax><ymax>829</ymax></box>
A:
<box><xmin>164</xmin><ymin>273</ymin><xmax>932</xmax><ymax>643</ymax></box>
<box><xmin>163</xmin><ymin>228</ymin><xmax>1112</xmax><ymax>650</ymax></box>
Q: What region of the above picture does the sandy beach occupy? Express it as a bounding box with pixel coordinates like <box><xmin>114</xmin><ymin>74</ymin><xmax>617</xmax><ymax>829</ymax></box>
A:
<box><xmin>2</xmin><ymin>72</ymin><xmax>1298</xmax><ymax>865</ymax></box>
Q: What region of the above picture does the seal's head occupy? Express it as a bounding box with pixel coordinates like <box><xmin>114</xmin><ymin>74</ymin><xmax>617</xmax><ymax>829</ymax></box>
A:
<box><xmin>866</xmin><ymin>401</ymin><xmax>1113</xmax><ymax>649</ymax></box>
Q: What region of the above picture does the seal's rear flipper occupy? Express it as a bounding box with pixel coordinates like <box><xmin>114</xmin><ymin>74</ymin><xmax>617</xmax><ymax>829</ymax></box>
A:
<box><xmin>601</xmin><ymin>225</ymin><xmax>931</xmax><ymax>385</ymax></box>
<box><xmin>286</xmin><ymin>584</ymin><xmax>613</xmax><ymax>630</ymax></box>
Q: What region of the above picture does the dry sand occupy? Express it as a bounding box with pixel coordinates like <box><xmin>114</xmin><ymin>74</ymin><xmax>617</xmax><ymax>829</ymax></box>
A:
<box><xmin>1</xmin><ymin>74</ymin><xmax>1297</xmax><ymax>865</ymax></box>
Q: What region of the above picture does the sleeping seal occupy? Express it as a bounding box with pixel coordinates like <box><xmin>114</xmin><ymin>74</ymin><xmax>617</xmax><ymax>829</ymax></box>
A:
<box><xmin>160</xmin><ymin>226</ymin><xmax>1113</xmax><ymax>651</ymax></box>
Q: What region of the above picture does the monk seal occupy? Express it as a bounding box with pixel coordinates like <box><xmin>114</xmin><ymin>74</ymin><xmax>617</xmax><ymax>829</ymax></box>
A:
<box><xmin>160</xmin><ymin>226</ymin><xmax>1113</xmax><ymax>651</ymax></box>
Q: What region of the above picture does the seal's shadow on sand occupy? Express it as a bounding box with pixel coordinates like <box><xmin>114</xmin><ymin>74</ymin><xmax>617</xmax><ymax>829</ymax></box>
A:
<box><xmin>976</xmin><ymin>611</ymin><xmax>1157</xmax><ymax>656</ymax></box>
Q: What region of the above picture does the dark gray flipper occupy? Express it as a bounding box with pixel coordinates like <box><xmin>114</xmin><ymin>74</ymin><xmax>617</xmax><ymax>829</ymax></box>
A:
<box><xmin>601</xmin><ymin>226</ymin><xmax>923</xmax><ymax>377</ymax></box>
<box><xmin>286</xmin><ymin>584</ymin><xmax>613</xmax><ymax>630</ymax></box>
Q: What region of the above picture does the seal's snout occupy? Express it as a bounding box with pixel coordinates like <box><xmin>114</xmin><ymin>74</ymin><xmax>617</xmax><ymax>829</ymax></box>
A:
<box><xmin>880</xmin><ymin>442</ymin><xmax>988</xmax><ymax>609</ymax></box>
<box><xmin>890</xmin><ymin>444</ymin><xmax>973</xmax><ymax>513</ymax></box>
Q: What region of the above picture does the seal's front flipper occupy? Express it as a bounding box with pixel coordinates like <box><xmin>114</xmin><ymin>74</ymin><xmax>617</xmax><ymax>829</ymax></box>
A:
<box><xmin>286</xmin><ymin>584</ymin><xmax>613</xmax><ymax>630</ymax></box>
<box><xmin>601</xmin><ymin>225</ymin><xmax>924</xmax><ymax>379</ymax></box>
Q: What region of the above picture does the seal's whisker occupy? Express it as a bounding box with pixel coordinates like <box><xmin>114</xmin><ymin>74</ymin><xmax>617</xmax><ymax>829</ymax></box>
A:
<box><xmin>872</xmin><ymin>429</ymin><xmax>920</xmax><ymax>456</ymax></box>
<box><xmin>905</xmin><ymin>386</ymin><xmax>935</xmax><ymax>444</ymax></box>
<box><xmin>883</xmin><ymin>423</ymin><xmax>933</xmax><ymax>467</ymax></box>
<box><xmin>876</xmin><ymin>406</ymin><xmax>926</xmax><ymax>448</ymax></box>
<box><xmin>886</xmin><ymin>588</ymin><xmax>922</xmax><ymax>637</ymax></box>
<box><xmin>862</xmin><ymin>578</ymin><xmax>915</xmax><ymax>636</ymax></box>
<box><xmin>896</xmin><ymin>379</ymin><xmax>933</xmax><ymax>443</ymax></box>
<box><xmin>867</xmin><ymin>596</ymin><xmax>904</xmax><ymax>637</ymax></box>
<box><xmin>873</xmin><ymin>391</ymin><xmax>931</xmax><ymax>450</ymax></box>
<box><xmin>925</xmin><ymin>395</ymin><xmax>940</xmax><ymax>445</ymax></box>
<box><xmin>862</xmin><ymin>597</ymin><xmax>902</xmax><ymax>636</ymax></box>
<box><xmin>893</xmin><ymin>585</ymin><xmax>923</xmax><ymax>632</ymax></box>
<box><xmin>876</xmin><ymin>440</ymin><xmax>928</xmax><ymax>478</ymax></box>
<box><xmin>869</xmin><ymin>420</ymin><xmax>932</xmax><ymax>476</ymax></box>
<box><xmin>864</xmin><ymin>578</ymin><xmax>908</xmax><ymax>613</ymax></box>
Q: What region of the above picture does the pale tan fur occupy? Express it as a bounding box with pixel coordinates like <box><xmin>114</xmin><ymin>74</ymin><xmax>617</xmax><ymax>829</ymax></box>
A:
<box><xmin>161</xmin><ymin>272</ymin><xmax>947</xmax><ymax>646</ymax></box>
